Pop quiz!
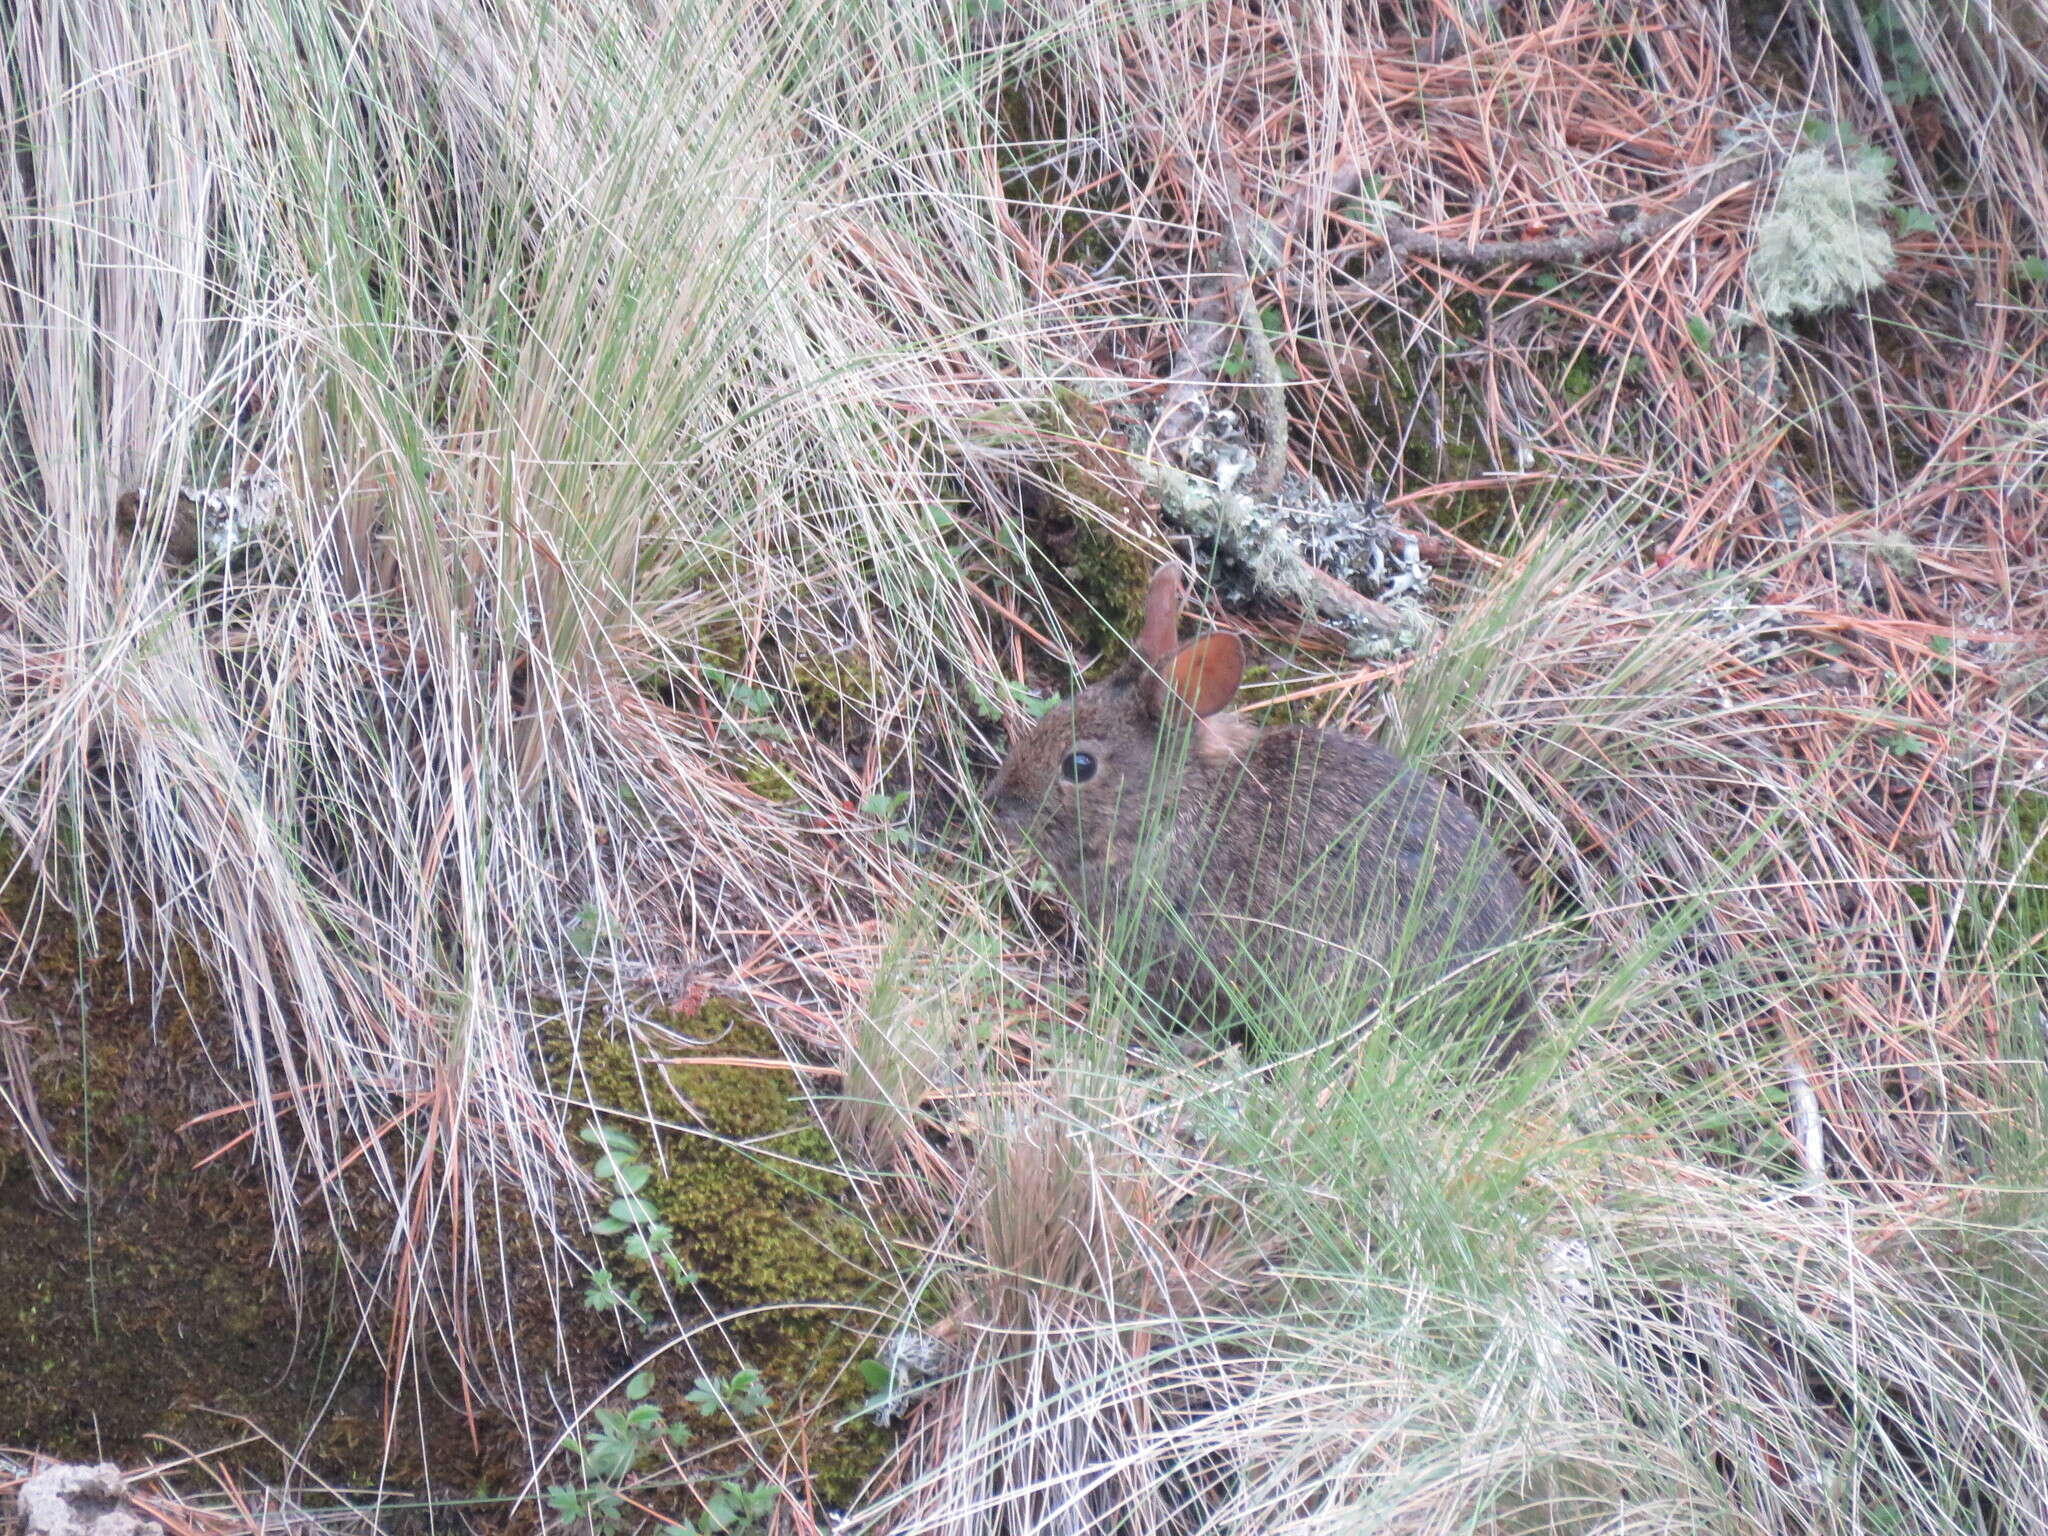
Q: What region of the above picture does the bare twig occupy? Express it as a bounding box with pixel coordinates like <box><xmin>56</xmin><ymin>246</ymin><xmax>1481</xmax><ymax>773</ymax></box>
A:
<box><xmin>1301</xmin><ymin>147</ymin><xmax>1768</xmax><ymax>274</ymax></box>
<box><xmin>1785</xmin><ymin>1050</ymin><xmax>1827</xmax><ymax>1189</ymax></box>
<box><xmin>1217</xmin><ymin>222</ymin><xmax>1291</xmax><ymax>499</ymax></box>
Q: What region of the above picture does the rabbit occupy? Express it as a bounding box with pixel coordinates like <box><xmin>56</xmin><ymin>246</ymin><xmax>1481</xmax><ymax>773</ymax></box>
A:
<box><xmin>988</xmin><ymin>562</ymin><xmax>1529</xmax><ymax>1050</ymax></box>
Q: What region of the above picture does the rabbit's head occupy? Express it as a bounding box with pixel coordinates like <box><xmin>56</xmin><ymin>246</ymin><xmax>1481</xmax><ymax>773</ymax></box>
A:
<box><xmin>987</xmin><ymin>565</ymin><xmax>1254</xmax><ymax>892</ymax></box>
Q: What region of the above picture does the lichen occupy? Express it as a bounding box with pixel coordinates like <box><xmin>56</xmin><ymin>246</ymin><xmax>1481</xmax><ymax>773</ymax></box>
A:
<box><xmin>1141</xmin><ymin>460</ymin><xmax>1317</xmax><ymax>611</ymax></box>
<box><xmin>1751</xmin><ymin>144</ymin><xmax>1898</xmax><ymax>319</ymax></box>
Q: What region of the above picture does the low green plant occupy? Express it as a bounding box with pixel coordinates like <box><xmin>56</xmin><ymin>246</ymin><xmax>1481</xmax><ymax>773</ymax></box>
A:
<box><xmin>548</xmin><ymin>1365</ymin><xmax>781</xmax><ymax>1536</ymax></box>
<box><xmin>684</xmin><ymin>1368</ymin><xmax>773</xmax><ymax>1423</ymax></box>
<box><xmin>664</xmin><ymin>1479</ymin><xmax>776</xmax><ymax>1536</ymax></box>
<box><xmin>859</xmin><ymin>790</ymin><xmax>915</xmax><ymax>847</ymax></box>
<box><xmin>583</xmin><ymin>1121</ymin><xmax>701</xmax><ymax>1299</ymax></box>
<box><xmin>548</xmin><ymin>1371</ymin><xmax>686</xmax><ymax>1535</ymax></box>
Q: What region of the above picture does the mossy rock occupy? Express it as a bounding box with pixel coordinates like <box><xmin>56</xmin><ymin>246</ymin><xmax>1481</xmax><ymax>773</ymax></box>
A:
<box><xmin>1000</xmin><ymin>391</ymin><xmax>1159</xmax><ymax>678</ymax></box>
<box><xmin>1047</xmin><ymin>492</ymin><xmax>1153</xmax><ymax>676</ymax></box>
<box><xmin>555</xmin><ymin>1001</ymin><xmax>895</xmax><ymax>1507</ymax></box>
<box><xmin>0</xmin><ymin>853</ymin><xmax>516</xmax><ymax>1496</ymax></box>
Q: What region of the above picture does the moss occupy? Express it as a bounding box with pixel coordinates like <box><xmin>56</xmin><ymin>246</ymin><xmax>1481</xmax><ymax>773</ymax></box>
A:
<box><xmin>741</xmin><ymin>756</ymin><xmax>801</xmax><ymax>803</ymax></box>
<box><xmin>1053</xmin><ymin>503</ymin><xmax>1153</xmax><ymax>676</ymax></box>
<box><xmin>560</xmin><ymin>1000</ymin><xmax>895</xmax><ymax>1508</ymax></box>
<box><xmin>0</xmin><ymin>850</ymin><xmax>514</xmax><ymax>1495</ymax></box>
<box><xmin>1237</xmin><ymin>661</ymin><xmax>1316</xmax><ymax>729</ymax></box>
<box><xmin>1336</xmin><ymin>310</ymin><xmax>1535</xmax><ymax>560</ymax></box>
<box><xmin>999</xmin><ymin>389</ymin><xmax>1158</xmax><ymax>677</ymax></box>
<box><xmin>638</xmin><ymin>620</ymin><xmax>752</xmax><ymax>703</ymax></box>
<box><xmin>791</xmin><ymin>650</ymin><xmax>881</xmax><ymax>734</ymax></box>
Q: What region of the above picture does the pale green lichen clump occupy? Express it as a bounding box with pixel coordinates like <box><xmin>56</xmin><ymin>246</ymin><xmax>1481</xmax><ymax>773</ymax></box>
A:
<box><xmin>1141</xmin><ymin>461</ymin><xmax>1319</xmax><ymax>610</ymax></box>
<box><xmin>1751</xmin><ymin>145</ymin><xmax>1898</xmax><ymax>318</ymax></box>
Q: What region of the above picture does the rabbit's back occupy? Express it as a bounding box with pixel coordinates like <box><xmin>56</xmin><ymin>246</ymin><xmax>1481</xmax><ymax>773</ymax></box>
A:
<box><xmin>1149</xmin><ymin>724</ymin><xmax>1524</xmax><ymax>1019</ymax></box>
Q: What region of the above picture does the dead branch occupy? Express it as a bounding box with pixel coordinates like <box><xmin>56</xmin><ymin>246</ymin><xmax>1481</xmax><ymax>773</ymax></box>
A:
<box><xmin>1217</xmin><ymin>221</ymin><xmax>1291</xmax><ymax>498</ymax></box>
<box><xmin>1300</xmin><ymin>147</ymin><xmax>1769</xmax><ymax>275</ymax></box>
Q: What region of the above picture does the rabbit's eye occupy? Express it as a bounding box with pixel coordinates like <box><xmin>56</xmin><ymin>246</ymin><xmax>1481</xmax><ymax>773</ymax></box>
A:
<box><xmin>1060</xmin><ymin>750</ymin><xmax>1097</xmax><ymax>784</ymax></box>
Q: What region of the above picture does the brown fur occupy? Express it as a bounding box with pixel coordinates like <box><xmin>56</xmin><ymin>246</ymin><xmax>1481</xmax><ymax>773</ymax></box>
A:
<box><xmin>988</xmin><ymin>565</ymin><xmax>1528</xmax><ymax>1049</ymax></box>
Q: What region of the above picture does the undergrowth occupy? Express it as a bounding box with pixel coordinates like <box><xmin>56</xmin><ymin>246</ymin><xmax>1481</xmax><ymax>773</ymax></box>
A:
<box><xmin>3</xmin><ymin>0</ymin><xmax>2046</xmax><ymax>1533</ymax></box>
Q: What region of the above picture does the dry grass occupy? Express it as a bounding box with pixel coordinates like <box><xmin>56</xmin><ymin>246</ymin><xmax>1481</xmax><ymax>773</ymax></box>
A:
<box><xmin>4</xmin><ymin>0</ymin><xmax>2047</xmax><ymax>1531</ymax></box>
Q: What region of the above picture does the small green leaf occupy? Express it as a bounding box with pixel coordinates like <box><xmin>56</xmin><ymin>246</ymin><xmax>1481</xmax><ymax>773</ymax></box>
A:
<box><xmin>856</xmin><ymin>1358</ymin><xmax>891</xmax><ymax>1391</ymax></box>
<box><xmin>544</xmin><ymin>1487</ymin><xmax>576</xmax><ymax>1516</ymax></box>
<box><xmin>569</xmin><ymin>902</ymin><xmax>618</xmax><ymax>958</ymax></box>
<box><xmin>581</xmin><ymin>1120</ymin><xmax>639</xmax><ymax>1154</ymax></box>
<box><xmin>585</xmin><ymin>1432</ymin><xmax>636</xmax><ymax>1480</ymax></box>
<box><xmin>626</xmin><ymin>1369</ymin><xmax>654</xmax><ymax>1400</ymax></box>
<box><xmin>621</xmin><ymin>1223</ymin><xmax>674</xmax><ymax>1262</ymax></box>
<box><xmin>2019</xmin><ymin>256</ymin><xmax>2048</xmax><ymax>284</ymax></box>
<box><xmin>1685</xmin><ymin>315</ymin><xmax>1715</xmax><ymax>352</ymax></box>
<box><xmin>1894</xmin><ymin>205</ymin><xmax>1938</xmax><ymax>236</ymax></box>
<box><xmin>583</xmin><ymin>1268</ymin><xmax>629</xmax><ymax>1311</ymax></box>
<box><xmin>609</xmin><ymin>1195</ymin><xmax>660</xmax><ymax>1225</ymax></box>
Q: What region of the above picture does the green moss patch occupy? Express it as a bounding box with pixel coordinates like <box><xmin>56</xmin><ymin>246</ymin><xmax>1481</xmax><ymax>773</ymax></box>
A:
<box><xmin>792</xmin><ymin>650</ymin><xmax>882</xmax><ymax>736</ymax></box>
<box><xmin>741</xmin><ymin>756</ymin><xmax>802</xmax><ymax>802</ymax></box>
<box><xmin>558</xmin><ymin>1001</ymin><xmax>895</xmax><ymax>1507</ymax></box>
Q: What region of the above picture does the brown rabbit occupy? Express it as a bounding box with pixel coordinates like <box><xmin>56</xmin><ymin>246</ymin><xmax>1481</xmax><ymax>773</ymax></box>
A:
<box><xmin>988</xmin><ymin>563</ymin><xmax>1528</xmax><ymax>1047</ymax></box>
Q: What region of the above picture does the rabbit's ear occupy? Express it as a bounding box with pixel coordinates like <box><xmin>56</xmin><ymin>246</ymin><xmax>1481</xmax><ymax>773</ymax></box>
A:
<box><xmin>1135</xmin><ymin>563</ymin><xmax>1185</xmax><ymax>664</ymax></box>
<box><xmin>1145</xmin><ymin>633</ymin><xmax>1244</xmax><ymax>719</ymax></box>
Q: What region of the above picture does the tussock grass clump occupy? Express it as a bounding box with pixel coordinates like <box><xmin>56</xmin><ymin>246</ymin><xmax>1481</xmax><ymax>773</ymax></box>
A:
<box><xmin>0</xmin><ymin>0</ymin><xmax>1025</xmax><ymax>1352</ymax></box>
<box><xmin>855</xmin><ymin>1024</ymin><xmax>2048</xmax><ymax>1534</ymax></box>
